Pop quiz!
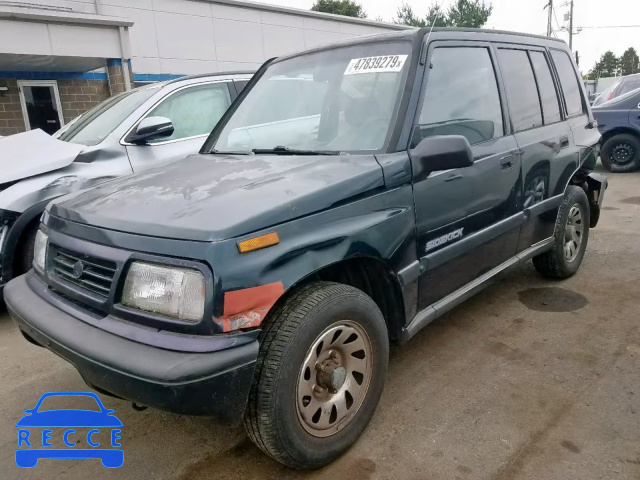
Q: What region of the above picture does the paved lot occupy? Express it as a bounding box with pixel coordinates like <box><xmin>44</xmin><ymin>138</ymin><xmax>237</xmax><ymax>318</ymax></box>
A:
<box><xmin>1</xmin><ymin>165</ymin><xmax>639</xmax><ymax>480</ymax></box>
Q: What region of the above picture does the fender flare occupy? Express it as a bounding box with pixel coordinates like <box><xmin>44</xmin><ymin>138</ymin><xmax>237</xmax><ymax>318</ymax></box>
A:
<box><xmin>2</xmin><ymin>198</ymin><xmax>55</xmax><ymax>283</ymax></box>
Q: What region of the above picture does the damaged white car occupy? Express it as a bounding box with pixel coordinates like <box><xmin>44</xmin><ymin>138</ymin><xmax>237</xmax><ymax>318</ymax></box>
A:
<box><xmin>0</xmin><ymin>72</ymin><xmax>252</xmax><ymax>297</ymax></box>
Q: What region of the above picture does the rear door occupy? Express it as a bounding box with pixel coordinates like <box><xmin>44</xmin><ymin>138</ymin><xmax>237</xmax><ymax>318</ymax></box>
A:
<box><xmin>411</xmin><ymin>42</ymin><xmax>521</xmax><ymax>309</ymax></box>
<box><xmin>496</xmin><ymin>46</ymin><xmax>577</xmax><ymax>251</ymax></box>
<box><xmin>124</xmin><ymin>81</ymin><xmax>235</xmax><ymax>172</ymax></box>
<box><xmin>549</xmin><ymin>49</ymin><xmax>599</xmax><ymax>176</ymax></box>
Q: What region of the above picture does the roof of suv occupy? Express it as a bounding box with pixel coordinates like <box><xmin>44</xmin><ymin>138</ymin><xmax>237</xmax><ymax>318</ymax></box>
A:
<box><xmin>275</xmin><ymin>27</ymin><xmax>567</xmax><ymax>65</ymax></box>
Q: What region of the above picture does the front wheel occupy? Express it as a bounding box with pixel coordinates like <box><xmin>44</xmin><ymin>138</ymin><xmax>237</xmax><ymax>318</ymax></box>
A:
<box><xmin>533</xmin><ymin>185</ymin><xmax>590</xmax><ymax>279</ymax></box>
<box><xmin>244</xmin><ymin>282</ymin><xmax>389</xmax><ymax>469</ymax></box>
<box><xmin>600</xmin><ymin>133</ymin><xmax>640</xmax><ymax>173</ymax></box>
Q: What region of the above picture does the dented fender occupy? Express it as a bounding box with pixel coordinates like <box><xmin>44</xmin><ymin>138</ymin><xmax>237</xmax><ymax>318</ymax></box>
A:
<box><xmin>208</xmin><ymin>186</ymin><xmax>417</xmax><ymax>332</ymax></box>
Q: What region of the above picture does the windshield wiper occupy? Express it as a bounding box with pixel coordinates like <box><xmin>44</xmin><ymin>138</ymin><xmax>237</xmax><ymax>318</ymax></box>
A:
<box><xmin>251</xmin><ymin>146</ymin><xmax>340</xmax><ymax>156</ymax></box>
<box><xmin>208</xmin><ymin>149</ymin><xmax>251</xmax><ymax>155</ymax></box>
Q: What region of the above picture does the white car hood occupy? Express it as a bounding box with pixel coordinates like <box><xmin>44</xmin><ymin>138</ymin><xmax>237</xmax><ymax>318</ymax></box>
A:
<box><xmin>0</xmin><ymin>129</ymin><xmax>83</xmax><ymax>183</ymax></box>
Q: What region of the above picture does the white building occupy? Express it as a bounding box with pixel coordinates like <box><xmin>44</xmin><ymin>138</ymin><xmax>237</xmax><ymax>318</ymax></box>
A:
<box><xmin>0</xmin><ymin>0</ymin><xmax>407</xmax><ymax>135</ymax></box>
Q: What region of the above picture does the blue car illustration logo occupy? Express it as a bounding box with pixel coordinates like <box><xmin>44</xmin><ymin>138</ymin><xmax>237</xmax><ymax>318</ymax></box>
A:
<box><xmin>16</xmin><ymin>391</ymin><xmax>123</xmax><ymax>468</ymax></box>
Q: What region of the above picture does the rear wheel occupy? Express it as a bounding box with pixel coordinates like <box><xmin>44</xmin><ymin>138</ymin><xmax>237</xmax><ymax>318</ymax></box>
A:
<box><xmin>244</xmin><ymin>282</ymin><xmax>388</xmax><ymax>469</ymax></box>
<box><xmin>533</xmin><ymin>185</ymin><xmax>590</xmax><ymax>279</ymax></box>
<box><xmin>600</xmin><ymin>133</ymin><xmax>640</xmax><ymax>173</ymax></box>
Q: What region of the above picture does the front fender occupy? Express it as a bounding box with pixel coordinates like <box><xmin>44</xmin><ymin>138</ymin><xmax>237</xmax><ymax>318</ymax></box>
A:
<box><xmin>1</xmin><ymin>199</ymin><xmax>52</xmax><ymax>284</ymax></box>
<box><xmin>207</xmin><ymin>186</ymin><xmax>417</xmax><ymax>332</ymax></box>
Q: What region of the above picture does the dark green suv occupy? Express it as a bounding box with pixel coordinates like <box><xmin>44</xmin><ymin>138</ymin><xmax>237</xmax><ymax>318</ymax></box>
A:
<box><xmin>6</xmin><ymin>27</ymin><xmax>605</xmax><ymax>469</ymax></box>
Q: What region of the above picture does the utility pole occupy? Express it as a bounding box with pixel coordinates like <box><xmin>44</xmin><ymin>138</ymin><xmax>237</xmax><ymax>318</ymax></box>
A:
<box><xmin>568</xmin><ymin>0</ymin><xmax>574</xmax><ymax>49</ymax></box>
<box><xmin>546</xmin><ymin>0</ymin><xmax>554</xmax><ymax>37</ymax></box>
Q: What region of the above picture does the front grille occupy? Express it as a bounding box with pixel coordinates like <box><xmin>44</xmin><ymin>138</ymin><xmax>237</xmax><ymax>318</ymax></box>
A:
<box><xmin>51</xmin><ymin>246</ymin><xmax>117</xmax><ymax>298</ymax></box>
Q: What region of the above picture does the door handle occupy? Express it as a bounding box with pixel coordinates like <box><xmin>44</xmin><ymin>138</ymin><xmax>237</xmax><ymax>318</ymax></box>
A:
<box><xmin>500</xmin><ymin>155</ymin><xmax>514</xmax><ymax>170</ymax></box>
<box><xmin>559</xmin><ymin>135</ymin><xmax>570</xmax><ymax>148</ymax></box>
<box><xmin>444</xmin><ymin>173</ymin><xmax>463</xmax><ymax>182</ymax></box>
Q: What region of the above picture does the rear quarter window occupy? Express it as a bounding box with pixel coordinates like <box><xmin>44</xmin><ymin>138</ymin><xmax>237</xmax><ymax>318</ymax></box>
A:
<box><xmin>550</xmin><ymin>50</ymin><xmax>585</xmax><ymax>117</ymax></box>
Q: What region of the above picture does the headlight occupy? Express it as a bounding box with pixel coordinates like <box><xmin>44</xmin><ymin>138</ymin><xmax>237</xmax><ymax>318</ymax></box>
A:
<box><xmin>122</xmin><ymin>262</ymin><xmax>206</xmax><ymax>322</ymax></box>
<box><xmin>33</xmin><ymin>229</ymin><xmax>48</xmax><ymax>273</ymax></box>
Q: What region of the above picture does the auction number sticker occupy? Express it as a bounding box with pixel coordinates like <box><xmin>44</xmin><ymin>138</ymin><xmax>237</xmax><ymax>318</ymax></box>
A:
<box><xmin>344</xmin><ymin>55</ymin><xmax>408</xmax><ymax>75</ymax></box>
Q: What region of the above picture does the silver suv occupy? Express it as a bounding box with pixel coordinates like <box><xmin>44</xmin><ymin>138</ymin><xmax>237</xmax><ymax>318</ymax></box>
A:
<box><xmin>0</xmin><ymin>71</ymin><xmax>252</xmax><ymax>296</ymax></box>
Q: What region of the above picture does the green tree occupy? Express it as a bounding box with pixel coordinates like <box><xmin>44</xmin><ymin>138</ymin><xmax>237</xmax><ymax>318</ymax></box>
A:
<box><xmin>619</xmin><ymin>47</ymin><xmax>640</xmax><ymax>76</ymax></box>
<box><xmin>311</xmin><ymin>0</ymin><xmax>366</xmax><ymax>18</ymax></box>
<box><xmin>395</xmin><ymin>3</ymin><xmax>427</xmax><ymax>27</ymax></box>
<box><xmin>425</xmin><ymin>4</ymin><xmax>449</xmax><ymax>28</ymax></box>
<box><xmin>589</xmin><ymin>51</ymin><xmax>620</xmax><ymax>78</ymax></box>
<box><xmin>446</xmin><ymin>0</ymin><xmax>492</xmax><ymax>28</ymax></box>
<box><xmin>395</xmin><ymin>0</ymin><xmax>491</xmax><ymax>29</ymax></box>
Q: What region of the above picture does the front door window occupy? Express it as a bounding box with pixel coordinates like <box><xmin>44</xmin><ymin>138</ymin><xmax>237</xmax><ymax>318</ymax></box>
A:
<box><xmin>18</xmin><ymin>81</ymin><xmax>64</xmax><ymax>135</ymax></box>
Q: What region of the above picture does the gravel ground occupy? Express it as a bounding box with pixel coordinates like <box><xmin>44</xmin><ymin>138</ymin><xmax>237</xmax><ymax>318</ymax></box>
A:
<box><xmin>1</xmin><ymin>165</ymin><xmax>638</xmax><ymax>480</ymax></box>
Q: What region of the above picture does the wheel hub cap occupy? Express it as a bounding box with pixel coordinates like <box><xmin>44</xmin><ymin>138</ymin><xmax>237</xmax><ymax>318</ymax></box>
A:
<box><xmin>564</xmin><ymin>204</ymin><xmax>583</xmax><ymax>263</ymax></box>
<box><xmin>296</xmin><ymin>321</ymin><xmax>373</xmax><ymax>437</ymax></box>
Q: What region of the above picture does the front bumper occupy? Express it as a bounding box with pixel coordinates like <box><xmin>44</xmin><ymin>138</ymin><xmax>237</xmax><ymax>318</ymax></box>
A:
<box><xmin>5</xmin><ymin>273</ymin><xmax>258</xmax><ymax>424</ymax></box>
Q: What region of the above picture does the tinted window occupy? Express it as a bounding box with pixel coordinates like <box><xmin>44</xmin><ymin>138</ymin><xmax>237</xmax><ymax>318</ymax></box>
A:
<box><xmin>147</xmin><ymin>83</ymin><xmax>231</xmax><ymax>143</ymax></box>
<box><xmin>529</xmin><ymin>51</ymin><xmax>562</xmax><ymax>124</ymax></box>
<box><xmin>551</xmin><ymin>50</ymin><xmax>584</xmax><ymax>116</ymax></box>
<box><xmin>498</xmin><ymin>49</ymin><xmax>542</xmax><ymax>132</ymax></box>
<box><xmin>413</xmin><ymin>47</ymin><xmax>503</xmax><ymax>147</ymax></box>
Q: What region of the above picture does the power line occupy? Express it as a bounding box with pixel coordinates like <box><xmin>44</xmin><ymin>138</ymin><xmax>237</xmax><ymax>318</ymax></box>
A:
<box><xmin>578</xmin><ymin>24</ymin><xmax>640</xmax><ymax>29</ymax></box>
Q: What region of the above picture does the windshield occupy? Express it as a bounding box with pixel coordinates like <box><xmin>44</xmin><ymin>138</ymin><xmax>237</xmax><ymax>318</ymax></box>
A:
<box><xmin>618</xmin><ymin>74</ymin><xmax>640</xmax><ymax>96</ymax></box>
<box><xmin>592</xmin><ymin>81</ymin><xmax>620</xmax><ymax>107</ymax></box>
<box><xmin>58</xmin><ymin>85</ymin><xmax>160</xmax><ymax>146</ymax></box>
<box><xmin>596</xmin><ymin>86</ymin><xmax>640</xmax><ymax>106</ymax></box>
<box><xmin>209</xmin><ymin>41</ymin><xmax>412</xmax><ymax>153</ymax></box>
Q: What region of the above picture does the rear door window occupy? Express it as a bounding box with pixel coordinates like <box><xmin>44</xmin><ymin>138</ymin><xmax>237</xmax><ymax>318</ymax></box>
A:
<box><xmin>529</xmin><ymin>51</ymin><xmax>562</xmax><ymax>124</ymax></box>
<box><xmin>497</xmin><ymin>49</ymin><xmax>543</xmax><ymax>132</ymax></box>
<box><xmin>550</xmin><ymin>50</ymin><xmax>585</xmax><ymax>117</ymax></box>
<box><xmin>413</xmin><ymin>46</ymin><xmax>504</xmax><ymax>147</ymax></box>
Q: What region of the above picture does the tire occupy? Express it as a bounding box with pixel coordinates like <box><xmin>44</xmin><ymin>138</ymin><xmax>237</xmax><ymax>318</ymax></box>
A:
<box><xmin>600</xmin><ymin>133</ymin><xmax>640</xmax><ymax>173</ymax></box>
<box><xmin>244</xmin><ymin>282</ymin><xmax>389</xmax><ymax>469</ymax></box>
<box><xmin>15</xmin><ymin>220</ymin><xmax>39</xmax><ymax>275</ymax></box>
<box><xmin>533</xmin><ymin>185</ymin><xmax>590</xmax><ymax>279</ymax></box>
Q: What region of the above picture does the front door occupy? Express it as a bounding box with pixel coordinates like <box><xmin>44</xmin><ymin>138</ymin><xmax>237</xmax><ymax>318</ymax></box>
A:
<box><xmin>18</xmin><ymin>80</ymin><xmax>64</xmax><ymax>135</ymax></box>
<box><xmin>411</xmin><ymin>43</ymin><xmax>521</xmax><ymax>310</ymax></box>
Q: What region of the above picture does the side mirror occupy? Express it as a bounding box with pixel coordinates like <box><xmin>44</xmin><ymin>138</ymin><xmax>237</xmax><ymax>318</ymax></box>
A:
<box><xmin>409</xmin><ymin>135</ymin><xmax>474</xmax><ymax>181</ymax></box>
<box><xmin>125</xmin><ymin>116</ymin><xmax>174</xmax><ymax>145</ymax></box>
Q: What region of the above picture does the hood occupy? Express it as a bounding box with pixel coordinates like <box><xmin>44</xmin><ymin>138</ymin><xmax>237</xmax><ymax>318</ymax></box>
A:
<box><xmin>0</xmin><ymin>129</ymin><xmax>84</xmax><ymax>183</ymax></box>
<box><xmin>49</xmin><ymin>153</ymin><xmax>384</xmax><ymax>241</ymax></box>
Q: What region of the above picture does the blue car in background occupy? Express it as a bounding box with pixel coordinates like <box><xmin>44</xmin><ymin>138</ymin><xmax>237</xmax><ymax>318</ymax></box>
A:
<box><xmin>16</xmin><ymin>391</ymin><xmax>123</xmax><ymax>468</ymax></box>
<box><xmin>592</xmin><ymin>87</ymin><xmax>640</xmax><ymax>173</ymax></box>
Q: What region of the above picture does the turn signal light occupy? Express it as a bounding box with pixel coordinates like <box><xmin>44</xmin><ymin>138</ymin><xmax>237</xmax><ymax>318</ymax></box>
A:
<box><xmin>237</xmin><ymin>232</ymin><xmax>280</xmax><ymax>253</ymax></box>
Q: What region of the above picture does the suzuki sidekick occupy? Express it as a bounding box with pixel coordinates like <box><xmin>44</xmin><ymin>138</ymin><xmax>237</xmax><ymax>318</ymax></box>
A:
<box><xmin>6</xmin><ymin>27</ymin><xmax>605</xmax><ymax>469</ymax></box>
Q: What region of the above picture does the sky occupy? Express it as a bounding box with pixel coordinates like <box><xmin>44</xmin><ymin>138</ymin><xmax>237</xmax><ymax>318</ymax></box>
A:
<box><xmin>255</xmin><ymin>0</ymin><xmax>640</xmax><ymax>75</ymax></box>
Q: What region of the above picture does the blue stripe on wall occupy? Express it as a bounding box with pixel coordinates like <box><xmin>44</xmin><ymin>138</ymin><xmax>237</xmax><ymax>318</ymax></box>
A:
<box><xmin>0</xmin><ymin>71</ymin><xmax>186</xmax><ymax>82</ymax></box>
<box><xmin>133</xmin><ymin>73</ymin><xmax>185</xmax><ymax>82</ymax></box>
<box><xmin>0</xmin><ymin>71</ymin><xmax>108</xmax><ymax>80</ymax></box>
